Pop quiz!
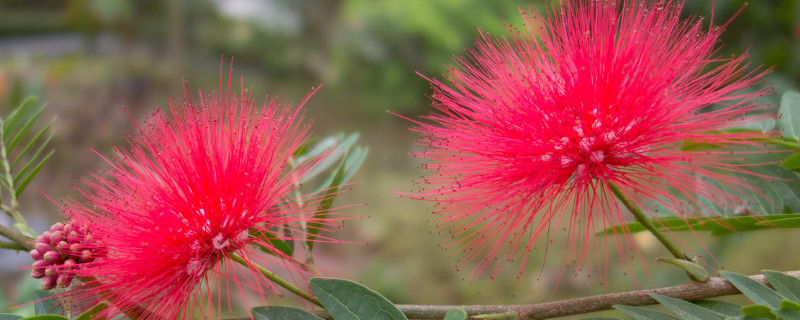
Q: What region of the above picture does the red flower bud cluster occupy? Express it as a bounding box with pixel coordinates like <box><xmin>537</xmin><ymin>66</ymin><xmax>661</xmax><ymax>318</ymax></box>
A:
<box><xmin>30</xmin><ymin>220</ymin><xmax>101</xmax><ymax>290</ymax></box>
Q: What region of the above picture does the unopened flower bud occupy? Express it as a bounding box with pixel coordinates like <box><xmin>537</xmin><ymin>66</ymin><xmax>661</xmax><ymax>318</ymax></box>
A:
<box><xmin>32</xmin><ymin>259</ymin><xmax>48</xmax><ymax>270</ymax></box>
<box><xmin>56</xmin><ymin>240</ymin><xmax>69</xmax><ymax>252</ymax></box>
<box><xmin>56</xmin><ymin>273</ymin><xmax>72</xmax><ymax>288</ymax></box>
<box><xmin>43</xmin><ymin>251</ymin><xmax>62</xmax><ymax>264</ymax></box>
<box><xmin>41</xmin><ymin>231</ymin><xmax>52</xmax><ymax>242</ymax></box>
<box><xmin>51</xmin><ymin>222</ymin><xmax>65</xmax><ymax>232</ymax></box>
<box><xmin>31</xmin><ymin>268</ymin><xmax>45</xmax><ymax>279</ymax></box>
<box><xmin>30</xmin><ymin>249</ymin><xmax>43</xmax><ymax>261</ymax></box>
<box><xmin>62</xmin><ymin>224</ymin><xmax>73</xmax><ymax>235</ymax></box>
<box><xmin>50</xmin><ymin>231</ymin><xmax>63</xmax><ymax>244</ymax></box>
<box><xmin>44</xmin><ymin>265</ymin><xmax>58</xmax><ymax>278</ymax></box>
<box><xmin>67</xmin><ymin>230</ymin><xmax>80</xmax><ymax>243</ymax></box>
<box><xmin>69</xmin><ymin>243</ymin><xmax>81</xmax><ymax>256</ymax></box>
<box><xmin>35</xmin><ymin>242</ymin><xmax>51</xmax><ymax>253</ymax></box>
<box><xmin>81</xmin><ymin>249</ymin><xmax>93</xmax><ymax>261</ymax></box>
<box><xmin>63</xmin><ymin>259</ymin><xmax>76</xmax><ymax>268</ymax></box>
<box><xmin>40</xmin><ymin>276</ymin><xmax>56</xmax><ymax>290</ymax></box>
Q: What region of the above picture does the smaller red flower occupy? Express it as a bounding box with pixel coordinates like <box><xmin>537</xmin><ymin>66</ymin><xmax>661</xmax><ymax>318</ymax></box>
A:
<box><xmin>55</xmin><ymin>69</ymin><xmax>350</xmax><ymax>319</ymax></box>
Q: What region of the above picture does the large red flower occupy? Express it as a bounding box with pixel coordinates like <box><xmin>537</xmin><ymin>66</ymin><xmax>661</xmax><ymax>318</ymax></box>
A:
<box><xmin>58</xmin><ymin>70</ymin><xmax>347</xmax><ymax>318</ymax></box>
<box><xmin>412</xmin><ymin>1</ymin><xmax>772</xmax><ymax>288</ymax></box>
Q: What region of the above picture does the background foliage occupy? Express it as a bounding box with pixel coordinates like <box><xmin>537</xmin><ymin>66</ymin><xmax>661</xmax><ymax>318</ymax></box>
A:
<box><xmin>0</xmin><ymin>0</ymin><xmax>799</xmax><ymax>318</ymax></box>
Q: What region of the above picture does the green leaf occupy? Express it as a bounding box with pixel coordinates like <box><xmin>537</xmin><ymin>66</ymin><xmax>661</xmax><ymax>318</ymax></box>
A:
<box><xmin>3</xmin><ymin>96</ymin><xmax>40</xmax><ymax>140</ymax></box>
<box><xmin>32</xmin><ymin>290</ymin><xmax>64</xmax><ymax>315</ymax></box>
<box><xmin>252</xmin><ymin>306</ymin><xmax>324</xmax><ymax>320</ymax></box>
<box><xmin>721</xmin><ymin>271</ymin><xmax>783</xmax><ymax>309</ymax></box>
<box><xmin>764</xmin><ymin>270</ymin><xmax>800</xmax><ymax>302</ymax></box>
<box><xmin>0</xmin><ymin>314</ymin><xmax>24</xmax><ymax>320</ymax></box>
<box><xmin>776</xmin><ymin>300</ymin><xmax>800</xmax><ymax>320</ymax></box>
<box><xmin>444</xmin><ymin>308</ymin><xmax>468</xmax><ymax>320</ymax></box>
<box><xmin>782</xmin><ymin>153</ymin><xmax>800</xmax><ymax>171</ymax></box>
<box><xmin>602</xmin><ymin>214</ymin><xmax>800</xmax><ymax>236</ymax></box>
<box><xmin>782</xmin><ymin>300</ymin><xmax>800</xmax><ymax>311</ymax></box>
<box><xmin>308</xmin><ymin>277</ymin><xmax>407</xmax><ymax>320</ymax></box>
<box><xmin>13</xmin><ymin>222</ymin><xmax>37</xmax><ymax>238</ymax></box>
<box><xmin>614</xmin><ymin>305</ymin><xmax>681</xmax><ymax>320</ymax></box>
<box><xmin>11</xmin><ymin>121</ymin><xmax>53</xmax><ymax>169</ymax></box>
<box><xmin>758</xmin><ymin>217</ymin><xmax>800</xmax><ymax>228</ymax></box>
<box><xmin>249</xmin><ymin>229</ymin><xmax>293</xmax><ymax>257</ymax></box>
<box><xmin>7</xmin><ymin>103</ymin><xmax>46</xmax><ymax>153</ymax></box>
<box><xmin>655</xmin><ymin>258</ymin><xmax>709</xmax><ymax>281</ymax></box>
<box><xmin>296</xmin><ymin>133</ymin><xmax>360</xmax><ymax>184</ymax></box>
<box><xmin>74</xmin><ymin>302</ymin><xmax>108</xmax><ymax>320</ymax></box>
<box><xmin>649</xmin><ymin>294</ymin><xmax>725</xmax><ymax>320</ymax></box>
<box><xmin>693</xmin><ymin>300</ymin><xmax>744</xmax><ymax>317</ymax></box>
<box><xmin>772</xmin><ymin>308</ymin><xmax>800</xmax><ymax>320</ymax></box>
<box><xmin>19</xmin><ymin>316</ymin><xmax>69</xmax><ymax>320</ymax></box>
<box><xmin>15</xmin><ymin>149</ymin><xmax>54</xmax><ymax>198</ymax></box>
<box><xmin>778</xmin><ymin>91</ymin><xmax>800</xmax><ymax>141</ymax></box>
<box><xmin>307</xmin><ymin>159</ymin><xmax>346</xmax><ymax>251</ymax></box>
<box><xmin>739</xmin><ymin>305</ymin><xmax>774</xmax><ymax>318</ymax></box>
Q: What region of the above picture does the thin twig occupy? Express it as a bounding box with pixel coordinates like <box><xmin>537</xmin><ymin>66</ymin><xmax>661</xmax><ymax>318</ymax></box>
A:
<box><xmin>228</xmin><ymin>251</ymin><xmax>323</xmax><ymax>307</ymax></box>
<box><xmin>0</xmin><ymin>223</ymin><xmax>34</xmax><ymax>251</ymax></box>
<box><xmin>295</xmin><ymin>270</ymin><xmax>800</xmax><ymax>320</ymax></box>
<box><xmin>0</xmin><ymin>239</ymin><xmax>26</xmax><ymax>250</ymax></box>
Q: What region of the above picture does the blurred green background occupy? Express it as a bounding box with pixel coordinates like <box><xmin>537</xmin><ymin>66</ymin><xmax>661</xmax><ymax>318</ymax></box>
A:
<box><xmin>0</xmin><ymin>0</ymin><xmax>799</xmax><ymax>318</ymax></box>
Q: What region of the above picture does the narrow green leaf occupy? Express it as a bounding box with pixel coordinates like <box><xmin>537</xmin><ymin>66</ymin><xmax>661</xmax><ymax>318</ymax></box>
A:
<box><xmin>758</xmin><ymin>217</ymin><xmax>800</xmax><ymax>228</ymax></box>
<box><xmin>7</xmin><ymin>103</ymin><xmax>46</xmax><ymax>153</ymax></box>
<box><xmin>308</xmin><ymin>277</ymin><xmax>408</xmax><ymax>320</ymax></box>
<box><xmin>252</xmin><ymin>306</ymin><xmax>324</xmax><ymax>320</ymax></box>
<box><xmin>15</xmin><ymin>149</ymin><xmax>54</xmax><ymax>197</ymax></box>
<box><xmin>655</xmin><ymin>258</ymin><xmax>709</xmax><ymax>282</ymax></box>
<box><xmin>693</xmin><ymin>300</ymin><xmax>744</xmax><ymax>317</ymax></box>
<box><xmin>603</xmin><ymin>214</ymin><xmax>800</xmax><ymax>236</ymax></box>
<box><xmin>74</xmin><ymin>302</ymin><xmax>108</xmax><ymax>320</ymax></box>
<box><xmin>721</xmin><ymin>271</ymin><xmax>783</xmax><ymax>309</ymax></box>
<box><xmin>311</xmin><ymin>146</ymin><xmax>366</xmax><ymax>195</ymax></box>
<box><xmin>0</xmin><ymin>314</ymin><xmax>24</xmax><ymax>320</ymax></box>
<box><xmin>614</xmin><ymin>305</ymin><xmax>681</xmax><ymax>320</ymax></box>
<box><xmin>3</xmin><ymin>97</ymin><xmax>39</xmax><ymax>140</ymax></box>
<box><xmin>19</xmin><ymin>316</ymin><xmax>69</xmax><ymax>320</ymax></box>
<box><xmin>249</xmin><ymin>229</ymin><xmax>293</xmax><ymax>257</ymax></box>
<box><xmin>444</xmin><ymin>308</ymin><xmax>468</xmax><ymax>320</ymax></box>
<box><xmin>14</xmin><ymin>137</ymin><xmax>53</xmax><ymax>185</ymax></box>
<box><xmin>32</xmin><ymin>290</ymin><xmax>64</xmax><ymax>315</ymax></box>
<box><xmin>341</xmin><ymin>147</ymin><xmax>367</xmax><ymax>186</ymax></box>
<box><xmin>778</xmin><ymin>91</ymin><xmax>800</xmax><ymax>141</ymax></box>
<box><xmin>649</xmin><ymin>294</ymin><xmax>725</xmax><ymax>320</ymax></box>
<box><xmin>764</xmin><ymin>270</ymin><xmax>800</xmax><ymax>302</ymax></box>
<box><xmin>296</xmin><ymin>133</ymin><xmax>359</xmax><ymax>183</ymax></box>
<box><xmin>11</xmin><ymin>121</ymin><xmax>53</xmax><ymax>169</ymax></box>
<box><xmin>739</xmin><ymin>305</ymin><xmax>773</xmax><ymax>318</ymax></box>
<box><xmin>782</xmin><ymin>153</ymin><xmax>800</xmax><ymax>171</ymax></box>
<box><xmin>307</xmin><ymin>160</ymin><xmax>346</xmax><ymax>251</ymax></box>
<box><xmin>773</xmin><ymin>308</ymin><xmax>800</xmax><ymax>320</ymax></box>
<box><xmin>783</xmin><ymin>300</ymin><xmax>800</xmax><ymax>311</ymax></box>
<box><xmin>13</xmin><ymin>222</ymin><xmax>37</xmax><ymax>238</ymax></box>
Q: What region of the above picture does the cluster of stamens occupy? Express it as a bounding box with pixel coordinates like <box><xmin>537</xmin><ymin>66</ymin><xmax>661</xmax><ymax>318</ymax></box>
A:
<box><xmin>30</xmin><ymin>220</ymin><xmax>101</xmax><ymax>290</ymax></box>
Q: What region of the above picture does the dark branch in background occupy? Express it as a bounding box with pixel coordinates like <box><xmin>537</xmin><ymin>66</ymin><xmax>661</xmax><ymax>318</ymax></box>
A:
<box><xmin>276</xmin><ymin>270</ymin><xmax>798</xmax><ymax>320</ymax></box>
<box><xmin>0</xmin><ymin>223</ymin><xmax>34</xmax><ymax>251</ymax></box>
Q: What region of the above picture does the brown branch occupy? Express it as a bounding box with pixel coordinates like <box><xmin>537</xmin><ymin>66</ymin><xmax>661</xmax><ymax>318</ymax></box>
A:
<box><xmin>0</xmin><ymin>223</ymin><xmax>34</xmax><ymax>251</ymax></box>
<box><xmin>297</xmin><ymin>270</ymin><xmax>799</xmax><ymax>320</ymax></box>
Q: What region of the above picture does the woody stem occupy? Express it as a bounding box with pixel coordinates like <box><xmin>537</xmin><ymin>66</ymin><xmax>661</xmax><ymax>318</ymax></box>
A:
<box><xmin>608</xmin><ymin>182</ymin><xmax>686</xmax><ymax>261</ymax></box>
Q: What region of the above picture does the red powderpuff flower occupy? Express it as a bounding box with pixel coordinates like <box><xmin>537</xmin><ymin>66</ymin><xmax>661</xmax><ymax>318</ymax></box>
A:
<box><xmin>56</xmin><ymin>69</ymin><xmax>349</xmax><ymax>318</ymax></box>
<box><xmin>411</xmin><ymin>1</ymin><xmax>773</xmax><ymax>288</ymax></box>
